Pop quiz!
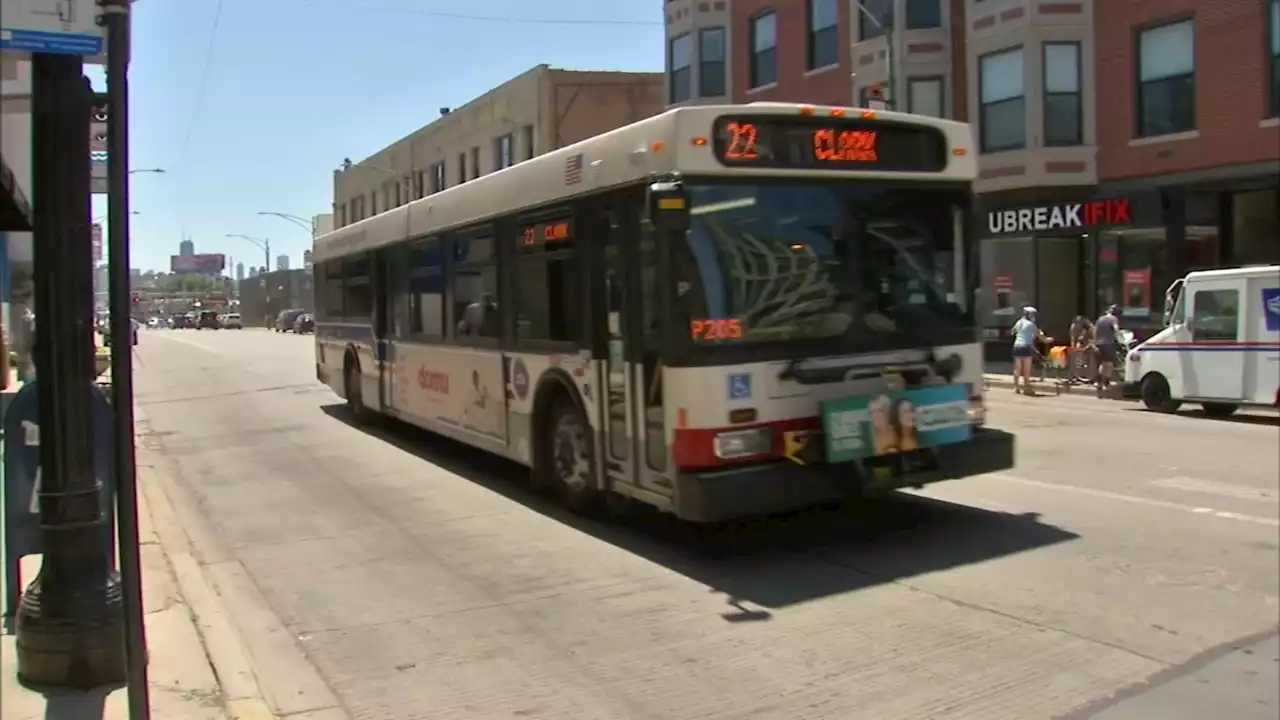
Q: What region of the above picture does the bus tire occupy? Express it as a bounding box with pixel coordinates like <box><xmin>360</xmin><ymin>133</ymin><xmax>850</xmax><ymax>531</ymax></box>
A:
<box><xmin>1201</xmin><ymin>402</ymin><xmax>1238</xmax><ymax>418</ymax></box>
<box><xmin>1140</xmin><ymin>373</ymin><xmax>1181</xmax><ymax>413</ymax></box>
<box><xmin>344</xmin><ymin>353</ymin><xmax>371</xmax><ymax>423</ymax></box>
<box><xmin>543</xmin><ymin>397</ymin><xmax>596</xmax><ymax>513</ymax></box>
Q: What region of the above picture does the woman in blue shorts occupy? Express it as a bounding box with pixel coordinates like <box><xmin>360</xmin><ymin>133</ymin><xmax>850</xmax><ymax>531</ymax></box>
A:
<box><xmin>1010</xmin><ymin>306</ymin><xmax>1039</xmax><ymax>395</ymax></box>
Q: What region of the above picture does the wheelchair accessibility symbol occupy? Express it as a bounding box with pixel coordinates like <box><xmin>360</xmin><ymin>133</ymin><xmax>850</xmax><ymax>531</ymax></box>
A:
<box><xmin>728</xmin><ymin>373</ymin><xmax>752</xmax><ymax>400</ymax></box>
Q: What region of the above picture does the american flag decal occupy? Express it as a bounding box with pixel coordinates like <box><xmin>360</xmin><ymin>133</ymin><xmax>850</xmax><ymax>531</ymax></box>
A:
<box><xmin>564</xmin><ymin>153</ymin><xmax>584</xmax><ymax>185</ymax></box>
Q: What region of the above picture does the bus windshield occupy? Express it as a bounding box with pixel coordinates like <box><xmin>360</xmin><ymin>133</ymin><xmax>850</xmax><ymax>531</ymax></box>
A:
<box><xmin>673</xmin><ymin>180</ymin><xmax>972</xmax><ymax>349</ymax></box>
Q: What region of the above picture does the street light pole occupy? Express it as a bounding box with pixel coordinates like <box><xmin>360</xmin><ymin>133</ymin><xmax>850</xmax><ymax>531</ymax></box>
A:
<box><xmin>225</xmin><ymin>233</ymin><xmax>270</xmax><ymax>273</ymax></box>
<box><xmin>15</xmin><ymin>52</ymin><xmax>126</xmax><ymax>690</ymax></box>
<box><xmin>257</xmin><ymin>211</ymin><xmax>313</xmax><ymax>234</ymax></box>
<box><xmin>102</xmin><ymin>2</ymin><xmax>151</xmax><ymax>716</ymax></box>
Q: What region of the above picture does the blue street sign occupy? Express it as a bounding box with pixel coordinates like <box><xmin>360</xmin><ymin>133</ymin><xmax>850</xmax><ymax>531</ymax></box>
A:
<box><xmin>0</xmin><ymin>29</ymin><xmax>104</xmax><ymax>56</ymax></box>
<box><xmin>3</xmin><ymin>379</ymin><xmax>118</xmax><ymax>624</ymax></box>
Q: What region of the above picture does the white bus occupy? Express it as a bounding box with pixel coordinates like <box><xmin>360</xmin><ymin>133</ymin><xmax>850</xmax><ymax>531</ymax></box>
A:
<box><xmin>312</xmin><ymin>102</ymin><xmax>1015</xmax><ymax>522</ymax></box>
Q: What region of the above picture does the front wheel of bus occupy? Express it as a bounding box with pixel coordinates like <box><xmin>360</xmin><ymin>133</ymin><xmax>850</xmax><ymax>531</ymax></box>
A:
<box><xmin>546</xmin><ymin>399</ymin><xmax>596</xmax><ymax>512</ymax></box>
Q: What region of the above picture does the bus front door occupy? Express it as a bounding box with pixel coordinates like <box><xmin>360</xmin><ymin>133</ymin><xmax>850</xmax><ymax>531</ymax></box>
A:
<box><xmin>599</xmin><ymin>202</ymin><xmax>671</xmax><ymax>502</ymax></box>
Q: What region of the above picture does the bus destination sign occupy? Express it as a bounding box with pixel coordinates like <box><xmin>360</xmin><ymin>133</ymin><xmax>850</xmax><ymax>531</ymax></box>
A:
<box><xmin>711</xmin><ymin>116</ymin><xmax>949</xmax><ymax>172</ymax></box>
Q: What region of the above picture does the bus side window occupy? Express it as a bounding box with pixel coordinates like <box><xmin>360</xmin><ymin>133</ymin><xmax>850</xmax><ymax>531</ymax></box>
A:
<box><xmin>640</xmin><ymin>228</ymin><xmax>666</xmax><ymax>472</ymax></box>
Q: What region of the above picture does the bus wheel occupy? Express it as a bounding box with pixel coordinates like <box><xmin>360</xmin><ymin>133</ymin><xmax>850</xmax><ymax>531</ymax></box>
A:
<box><xmin>1201</xmin><ymin>402</ymin><xmax>1238</xmax><ymax>418</ymax></box>
<box><xmin>1140</xmin><ymin>373</ymin><xmax>1181</xmax><ymax>413</ymax></box>
<box><xmin>344</xmin><ymin>359</ymin><xmax>370</xmax><ymax>423</ymax></box>
<box><xmin>546</xmin><ymin>398</ymin><xmax>596</xmax><ymax>512</ymax></box>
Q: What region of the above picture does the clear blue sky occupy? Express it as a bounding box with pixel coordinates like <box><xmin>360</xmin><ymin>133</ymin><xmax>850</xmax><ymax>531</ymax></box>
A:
<box><xmin>89</xmin><ymin>0</ymin><xmax>662</xmax><ymax>273</ymax></box>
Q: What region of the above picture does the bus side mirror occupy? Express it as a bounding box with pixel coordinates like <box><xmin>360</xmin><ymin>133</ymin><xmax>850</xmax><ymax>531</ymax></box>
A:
<box><xmin>647</xmin><ymin>181</ymin><xmax>689</xmax><ymax>233</ymax></box>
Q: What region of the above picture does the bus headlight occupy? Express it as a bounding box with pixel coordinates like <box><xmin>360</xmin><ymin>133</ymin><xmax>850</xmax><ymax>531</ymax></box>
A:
<box><xmin>714</xmin><ymin>428</ymin><xmax>772</xmax><ymax>459</ymax></box>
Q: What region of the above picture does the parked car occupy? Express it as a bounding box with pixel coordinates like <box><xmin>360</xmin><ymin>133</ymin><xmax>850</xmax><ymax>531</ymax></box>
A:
<box><xmin>275</xmin><ymin>308</ymin><xmax>305</xmax><ymax>332</ymax></box>
<box><xmin>196</xmin><ymin>310</ymin><xmax>221</xmax><ymax>329</ymax></box>
<box><xmin>222</xmin><ymin>312</ymin><xmax>243</xmax><ymax>329</ymax></box>
<box><xmin>293</xmin><ymin>313</ymin><xmax>314</xmax><ymax>334</ymax></box>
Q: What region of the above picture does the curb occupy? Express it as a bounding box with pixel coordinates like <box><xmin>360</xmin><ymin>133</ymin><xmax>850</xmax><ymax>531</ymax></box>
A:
<box><xmin>982</xmin><ymin>376</ymin><xmax>1132</xmax><ymax>400</ymax></box>
<box><xmin>137</xmin><ymin>447</ymin><xmax>280</xmax><ymax>720</ymax></box>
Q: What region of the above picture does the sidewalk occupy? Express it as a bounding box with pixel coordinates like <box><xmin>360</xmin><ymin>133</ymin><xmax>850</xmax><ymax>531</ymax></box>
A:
<box><xmin>1</xmin><ymin>451</ymin><xmax>268</xmax><ymax>719</ymax></box>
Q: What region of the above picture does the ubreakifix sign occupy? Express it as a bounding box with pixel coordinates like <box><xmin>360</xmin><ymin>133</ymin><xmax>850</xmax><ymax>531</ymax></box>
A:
<box><xmin>987</xmin><ymin>198</ymin><xmax>1131</xmax><ymax>235</ymax></box>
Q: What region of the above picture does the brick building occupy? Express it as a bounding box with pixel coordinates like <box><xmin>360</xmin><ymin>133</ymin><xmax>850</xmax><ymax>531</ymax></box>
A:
<box><xmin>332</xmin><ymin>65</ymin><xmax>664</xmax><ymax>229</ymax></box>
<box><xmin>663</xmin><ymin>0</ymin><xmax>1280</xmax><ymax>351</ymax></box>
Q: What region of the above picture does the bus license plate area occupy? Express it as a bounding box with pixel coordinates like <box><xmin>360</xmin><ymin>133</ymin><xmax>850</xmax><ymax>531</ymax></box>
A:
<box><xmin>860</xmin><ymin>449</ymin><xmax>939</xmax><ymax>488</ymax></box>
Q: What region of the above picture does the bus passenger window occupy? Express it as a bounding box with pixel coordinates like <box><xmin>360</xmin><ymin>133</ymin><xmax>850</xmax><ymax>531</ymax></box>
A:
<box><xmin>452</xmin><ymin>234</ymin><xmax>499</xmax><ymax>339</ymax></box>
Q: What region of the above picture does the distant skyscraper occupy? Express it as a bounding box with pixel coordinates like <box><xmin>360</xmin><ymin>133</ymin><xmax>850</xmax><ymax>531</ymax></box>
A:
<box><xmin>179</xmin><ymin>239</ymin><xmax>194</xmax><ymax>256</ymax></box>
<box><xmin>276</xmin><ymin>254</ymin><xmax>290</xmax><ymax>271</ymax></box>
<box><xmin>249</xmin><ymin>266</ymin><xmax>260</xmax><ymax>278</ymax></box>
<box><xmin>235</xmin><ymin>262</ymin><xmax>245</xmax><ymax>281</ymax></box>
<box><xmin>303</xmin><ymin>249</ymin><xmax>313</xmax><ymax>270</ymax></box>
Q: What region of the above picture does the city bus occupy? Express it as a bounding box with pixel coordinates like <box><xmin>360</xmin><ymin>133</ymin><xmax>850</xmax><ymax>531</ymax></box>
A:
<box><xmin>312</xmin><ymin>102</ymin><xmax>1015</xmax><ymax>522</ymax></box>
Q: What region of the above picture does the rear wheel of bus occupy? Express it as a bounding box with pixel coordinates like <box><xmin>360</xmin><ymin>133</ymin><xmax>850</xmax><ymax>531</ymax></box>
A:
<box><xmin>543</xmin><ymin>397</ymin><xmax>596</xmax><ymax>512</ymax></box>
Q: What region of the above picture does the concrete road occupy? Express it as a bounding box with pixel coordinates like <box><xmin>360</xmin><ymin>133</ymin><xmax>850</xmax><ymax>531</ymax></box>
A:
<box><xmin>132</xmin><ymin>328</ymin><xmax>1280</xmax><ymax>720</ymax></box>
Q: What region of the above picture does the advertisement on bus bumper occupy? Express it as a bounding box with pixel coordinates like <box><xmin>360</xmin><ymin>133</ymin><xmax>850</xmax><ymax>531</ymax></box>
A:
<box><xmin>821</xmin><ymin>384</ymin><xmax>971</xmax><ymax>463</ymax></box>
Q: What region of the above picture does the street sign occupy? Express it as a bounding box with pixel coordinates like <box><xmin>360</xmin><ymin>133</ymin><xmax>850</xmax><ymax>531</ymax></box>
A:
<box><xmin>91</xmin><ymin>150</ymin><xmax>106</xmax><ymax>194</ymax></box>
<box><xmin>2</xmin><ymin>379</ymin><xmax>118</xmax><ymax>624</ymax></box>
<box><xmin>92</xmin><ymin>222</ymin><xmax>103</xmax><ymax>263</ymax></box>
<box><xmin>0</xmin><ymin>0</ymin><xmax>105</xmax><ymax>56</ymax></box>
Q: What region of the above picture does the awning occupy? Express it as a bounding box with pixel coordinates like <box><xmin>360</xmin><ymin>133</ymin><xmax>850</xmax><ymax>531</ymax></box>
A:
<box><xmin>0</xmin><ymin>151</ymin><xmax>32</xmax><ymax>232</ymax></box>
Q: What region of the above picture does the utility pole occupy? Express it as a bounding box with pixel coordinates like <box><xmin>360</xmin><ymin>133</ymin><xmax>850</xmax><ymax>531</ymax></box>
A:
<box><xmin>856</xmin><ymin>2</ymin><xmax>896</xmax><ymax>109</ymax></box>
<box><xmin>103</xmin><ymin>0</ymin><xmax>152</xmax><ymax>716</ymax></box>
<box><xmin>15</xmin><ymin>53</ymin><xmax>126</xmax><ymax>690</ymax></box>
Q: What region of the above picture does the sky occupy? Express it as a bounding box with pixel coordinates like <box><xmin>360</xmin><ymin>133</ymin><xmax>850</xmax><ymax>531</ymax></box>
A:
<box><xmin>90</xmin><ymin>0</ymin><xmax>663</xmax><ymax>273</ymax></box>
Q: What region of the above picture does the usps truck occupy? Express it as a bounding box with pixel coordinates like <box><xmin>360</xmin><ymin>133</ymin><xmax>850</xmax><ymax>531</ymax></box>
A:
<box><xmin>1123</xmin><ymin>265</ymin><xmax>1280</xmax><ymax>416</ymax></box>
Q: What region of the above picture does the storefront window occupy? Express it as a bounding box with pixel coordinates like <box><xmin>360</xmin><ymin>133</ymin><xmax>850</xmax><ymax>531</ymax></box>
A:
<box><xmin>1098</xmin><ymin>230</ymin><xmax>1165</xmax><ymax>326</ymax></box>
<box><xmin>978</xmin><ymin>236</ymin><xmax>1035</xmax><ymax>330</ymax></box>
<box><xmin>1232</xmin><ymin>188</ymin><xmax>1280</xmax><ymax>265</ymax></box>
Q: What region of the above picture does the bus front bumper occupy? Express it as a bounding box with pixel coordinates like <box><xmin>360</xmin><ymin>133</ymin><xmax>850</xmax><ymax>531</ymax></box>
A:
<box><xmin>672</xmin><ymin>428</ymin><xmax>1016</xmax><ymax>523</ymax></box>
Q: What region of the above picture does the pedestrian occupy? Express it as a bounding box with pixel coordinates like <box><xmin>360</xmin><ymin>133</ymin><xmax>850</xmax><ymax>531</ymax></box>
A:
<box><xmin>1094</xmin><ymin>304</ymin><xmax>1122</xmax><ymax>396</ymax></box>
<box><xmin>1069</xmin><ymin>314</ymin><xmax>1095</xmax><ymax>382</ymax></box>
<box><xmin>1010</xmin><ymin>306</ymin><xmax>1039</xmax><ymax>395</ymax></box>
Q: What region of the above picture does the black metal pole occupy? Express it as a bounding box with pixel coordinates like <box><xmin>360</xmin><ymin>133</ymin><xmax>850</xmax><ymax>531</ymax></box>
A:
<box><xmin>104</xmin><ymin>1</ymin><xmax>151</xmax><ymax>717</ymax></box>
<box><xmin>14</xmin><ymin>54</ymin><xmax>126</xmax><ymax>690</ymax></box>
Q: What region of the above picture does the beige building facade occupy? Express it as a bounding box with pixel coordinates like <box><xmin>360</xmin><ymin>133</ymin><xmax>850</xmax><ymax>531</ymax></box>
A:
<box><xmin>332</xmin><ymin>64</ymin><xmax>664</xmax><ymax>229</ymax></box>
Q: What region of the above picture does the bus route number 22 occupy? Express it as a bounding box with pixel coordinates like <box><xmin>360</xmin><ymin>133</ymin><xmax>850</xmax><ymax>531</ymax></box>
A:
<box><xmin>691</xmin><ymin>318</ymin><xmax>743</xmax><ymax>341</ymax></box>
<box><xmin>722</xmin><ymin>122</ymin><xmax>759</xmax><ymax>160</ymax></box>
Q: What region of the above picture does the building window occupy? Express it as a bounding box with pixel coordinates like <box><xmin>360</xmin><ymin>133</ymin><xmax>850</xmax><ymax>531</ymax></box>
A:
<box><xmin>699</xmin><ymin>27</ymin><xmax>726</xmax><ymax>97</ymax></box>
<box><xmin>514</xmin><ymin>216</ymin><xmax>581</xmax><ymax>342</ymax></box>
<box><xmin>430</xmin><ymin>162</ymin><xmax>446</xmax><ymax>193</ymax></box>
<box><xmin>1136</xmin><ymin>19</ymin><xmax>1195</xmax><ymax>137</ymax></box>
<box><xmin>522</xmin><ymin>124</ymin><xmax>535</xmax><ymax>160</ymax></box>
<box><xmin>669</xmin><ymin>32</ymin><xmax>693</xmax><ymax>103</ymax></box>
<box><xmin>979</xmin><ymin>47</ymin><xmax>1026</xmax><ymax>152</ymax></box>
<box><xmin>494</xmin><ymin>133</ymin><xmax>514</xmax><ymax>170</ymax></box>
<box><xmin>1043</xmin><ymin>42</ymin><xmax>1082</xmax><ymax>146</ymax></box>
<box><xmin>470</xmin><ymin>146</ymin><xmax>480</xmax><ymax>179</ymax></box>
<box><xmin>457</xmin><ymin>152</ymin><xmax>467</xmax><ymax>184</ymax></box>
<box><xmin>807</xmin><ymin>0</ymin><xmax>838</xmax><ymax>70</ymax></box>
<box><xmin>858</xmin><ymin>0</ymin><xmax>891</xmax><ymax>41</ymax></box>
<box><xmin>907</xmin><ymin>76</ymin><xmax>944</xmax><ymax>117</ymax></box>
<box><xmin>415</xmin><ymin>170</ymin><xmax>426</xmax><ymax>199</ymax></box>
<box><xmin>904</xmin><ymin>0</ymin><xmax>942</xmax><ymax>30</ymax></box>
<box><xmin>1269</xmin><ymin>0</ymin><xmax>1279</xmax><ymax>117</ymax></box>
<box><xmin>749</xmin><ymin>12</ymin><xmax>777</xmax><ymax>88</ymax></box>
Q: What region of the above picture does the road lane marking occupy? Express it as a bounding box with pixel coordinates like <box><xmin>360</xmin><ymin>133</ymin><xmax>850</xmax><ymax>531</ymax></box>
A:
<box><xmin>1151</xmin><ymin>476</ymin><xmax>1278</xmax><ymax>502</ymax></box>
<box><xmin>985</xmin><ymin>473</ymin><xmax>1280</xmax><ymax>527</ymax></box>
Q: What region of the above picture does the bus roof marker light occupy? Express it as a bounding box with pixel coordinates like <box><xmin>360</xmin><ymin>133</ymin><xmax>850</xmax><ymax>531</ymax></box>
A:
<box><xmin>860</xmin><ymin>110</ymin><xmax>877</xmax><ymax>119</ymax></box>
<box><xmin>830</xmin><ymin>108</ymin><xmax>846</xmax><ymax>117</ymax></box>
<box><xmin>952</xmin><ymin>148</ymin><xmax>968</xmax><ymax>156</ymax></box>
<box><xmin>691</xmin><ymin>136</ymin><xmax>708</xmax><ymax>146</ymax></box>
<box><xmin>650</xmin><ymin>141</ymin><xmax>665</xmax><ymax>152</ymax></box>
<box><xmin>798</xmin><ymin>105</ymin><xmax>815</xmax><ymax>115</ymax></box>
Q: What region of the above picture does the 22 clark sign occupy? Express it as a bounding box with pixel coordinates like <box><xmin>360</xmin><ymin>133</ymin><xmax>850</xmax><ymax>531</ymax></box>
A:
<box><xmin>987</xmin><ymin>198</ymin><xmax>1131</xmax><ymax>235</ymax></box>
